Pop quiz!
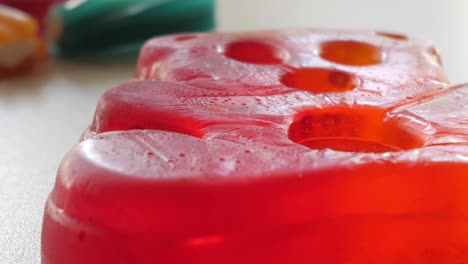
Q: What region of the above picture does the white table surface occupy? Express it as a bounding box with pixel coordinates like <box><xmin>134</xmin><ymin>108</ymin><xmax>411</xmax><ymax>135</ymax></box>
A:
<box><xmin>2</xmin><ymin>1</ymin><xmax>467</xmax><ymax>263</ymax></box>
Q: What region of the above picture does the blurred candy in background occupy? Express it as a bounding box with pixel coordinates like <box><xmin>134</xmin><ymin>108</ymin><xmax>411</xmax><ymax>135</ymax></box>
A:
<box><xmin>47</xmin><ymin>0</ymin><xmax>215</xmax><ymax>59</ymax></box>
<box><xmin>0</xmin><ymin>0</ymin><xmax>62</xmax><ymax>32</ymax></box>
<box><xmin>0</xmin><ymin>0</ymin><xmax>215</xmax><ymax>78</ymax></box>
<box><xmin>0</xmin><ymin>4</ymin><xmax>45</xmax><ymax>77</ymax></box>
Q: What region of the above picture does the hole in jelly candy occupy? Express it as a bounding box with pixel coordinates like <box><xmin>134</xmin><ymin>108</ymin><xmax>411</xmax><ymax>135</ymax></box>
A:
<box><xmin>376</xmin><ymin>32</ymin><xmax>408</xmax><ymax>41</ymax></box>
<box><xmin>175</xmin><ymin>35</ymin><xmax>198</xmax><ymax>41</ymax></box>
<box><xmin>281</xmin><ymin>67</ymin><xmax>356</xmax><ymax>94</ymax></box>
<box><xmin>288</xmin><ymin>106</ymin><xmax>425</xmax><ymax>153</ymax></box>
<box><xmin>224</xmin><ymin>40</ymin><xmax>283</xmax><ymax>64</ymax></box>
<box><xmin>320</xmin><ymin>40</ymin><xmax>383</xmax><ymax>66</ymax></box>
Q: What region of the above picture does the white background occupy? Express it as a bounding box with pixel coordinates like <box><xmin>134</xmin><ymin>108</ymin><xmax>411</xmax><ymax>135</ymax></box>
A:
<box><xmin>1</xmin><ymin>1</ymin><xmax>467</xmax><ymax>263</ymax></box>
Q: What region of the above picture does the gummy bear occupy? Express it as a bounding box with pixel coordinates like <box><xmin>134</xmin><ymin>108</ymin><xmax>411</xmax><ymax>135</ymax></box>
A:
<box><xmin>42</xmin><ymin>30</ymin><xmax>468</xmax><ymax>264</ymax></box>
<box><xmin>0</xmin><ymin>4</ymin><xmax>44</xmax><ymax>77</ymax></box>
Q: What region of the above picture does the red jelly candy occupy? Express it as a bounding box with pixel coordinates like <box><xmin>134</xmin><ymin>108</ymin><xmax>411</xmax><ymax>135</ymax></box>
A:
<box><xmin>42</xmin><ymin>30</ymin><xmax>468</xmax><ymax>264</ymax></box>
<box><xmin>136</xmin><ymin>30</ymin><xmax>447</xmax><ymax>106</ymax></box>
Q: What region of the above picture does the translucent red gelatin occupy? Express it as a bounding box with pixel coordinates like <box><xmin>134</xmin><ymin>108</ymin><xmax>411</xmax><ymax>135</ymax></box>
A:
<box><xmin>288</xmin><ymin>105</ymin><xmax>426</xmax><ymax>153</ymax></box>
<box><xmin>42</xmin><ymin>30</ymin><xmax>468</xmax><ymax>264</ymax></box>
<box><xmin>281</xmin><ymin>67</ymin><xmax>356</xmax><ymax>94</ymax></box>
<box><xmin>319</xmin><ymin>40</ymin><xmax>383</xmax><ymax>66</ymax></box>
<box><xmin>224</xmin><ymin>40</ymin><xmax>284</xmax><ymax>64</ymax></box>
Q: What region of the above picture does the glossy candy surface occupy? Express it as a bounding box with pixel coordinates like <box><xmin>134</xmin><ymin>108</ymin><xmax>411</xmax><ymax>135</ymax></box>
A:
<box><xmin>42</xmin><ymin>30</ymin><xmax>468</xmax><ymax>263</ymax></box>
<box><xmin>0</xmin><ymin>4</ymin><xmax>44</xmax><ymax>77</ymax></box>
<box><xmin>47</xmin><ymin>0</ymin><xmax>215</xmax><ymax>59</ymax></box>
<box><xmin>136</xmin><ymin>30</ymin><xmax>447</xmax><ymax>107</ymax></box>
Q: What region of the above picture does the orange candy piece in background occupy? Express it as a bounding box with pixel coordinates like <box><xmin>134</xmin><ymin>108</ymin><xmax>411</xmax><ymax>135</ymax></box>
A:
<box><xmin>0</xmin><ymin>4</ymin><xmax>44</xmax><ymax>77</ymax></box>
<box><xmin>0</xmin><ymin>0</ymin><xmax>60</xmax><ymax>30</ymax></box>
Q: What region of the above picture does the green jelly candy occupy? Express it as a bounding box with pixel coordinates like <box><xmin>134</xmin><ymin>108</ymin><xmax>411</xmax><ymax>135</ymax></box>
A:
<box><xmin>47</xmin><ymin>0</ymin><xmax>215</xmax><ymax>59</ymax></box>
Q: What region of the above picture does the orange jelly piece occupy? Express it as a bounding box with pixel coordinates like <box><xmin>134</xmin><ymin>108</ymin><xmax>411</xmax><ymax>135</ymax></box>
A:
<box><xmin>0</xmin><ymin>4</ymin><xmax>43</xmax><ymax>77</ymax></box>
